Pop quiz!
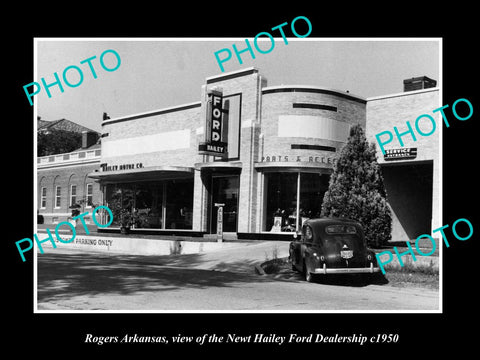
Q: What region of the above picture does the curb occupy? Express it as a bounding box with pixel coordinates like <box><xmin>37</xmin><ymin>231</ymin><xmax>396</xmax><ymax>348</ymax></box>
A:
<box><xmin>255</xmin><ymin>257</ymin><xmax>290</xmax><ymax>276</ymax></box>
<box><xmin>254</xmin><ymin>264</ymin><xmax>266</xmax><ymax>275</ymax></box>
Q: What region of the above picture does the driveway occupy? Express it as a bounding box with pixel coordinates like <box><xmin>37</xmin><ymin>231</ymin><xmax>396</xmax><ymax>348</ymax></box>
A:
<box><xmin>36</xmin><ymin>242</ymin><xmax>439</xmax><ymax>311</ymax></box>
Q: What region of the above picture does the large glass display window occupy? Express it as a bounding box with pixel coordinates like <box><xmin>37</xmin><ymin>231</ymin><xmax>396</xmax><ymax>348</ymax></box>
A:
<box><xmin>265</xmin><ymin>173</ymin><xmax>298</xmax><ymax>232</ymax></box>
<box><xmin>105</xmin><ymin>184</ymin><xmax>122</xmax><ymax>227</ymax></box>
<box><xmin>165</xmin><ymin>179</ymin><xmax>194</xmax><ymax>229</ymax></box>
<box><xmin>134</xmin><ymin>182</ymin><xmax>163</xmax><ymax>229</ymax></box>
<box><xmin>104</xmin><ymin>178</ymin><xmax>193</xmax><ymax>230</ymax></box>
<box><xmin>264</xmin><ymin>172</ymin><xmax>330</xmax><ymax>233</ymax></box>
<box><xmin>299</xmin><ymin>172</ymin><xmax>330</xmax><ymax>221</ymax></box>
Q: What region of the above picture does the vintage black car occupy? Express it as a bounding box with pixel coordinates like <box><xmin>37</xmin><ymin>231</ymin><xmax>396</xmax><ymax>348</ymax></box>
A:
<box><xmin>289</xmin><ymin>218</ymin><xmax>380</xmax><ymax>282</ymax></box>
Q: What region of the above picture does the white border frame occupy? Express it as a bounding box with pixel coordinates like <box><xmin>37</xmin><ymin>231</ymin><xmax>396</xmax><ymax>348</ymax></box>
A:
<box><xmin>33</xmin><ymin>37</ymin><xmax>442</xmax><ymax>314</ymax></box>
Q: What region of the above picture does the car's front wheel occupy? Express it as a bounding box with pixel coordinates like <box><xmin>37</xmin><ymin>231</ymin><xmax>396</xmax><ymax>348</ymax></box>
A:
<box><xmin>304</xmin><ymin>260</ymin><xmax>315</xmax><ymax>282</ymax></box>
<box><xmin>289</xmin><ymin>251</ymin><xmax>297</xmax><ymax>271</ymax></box>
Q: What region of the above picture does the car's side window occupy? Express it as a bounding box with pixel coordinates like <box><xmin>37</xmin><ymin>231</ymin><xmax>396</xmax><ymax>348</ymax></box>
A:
<box><xmin>303</xmin><ymin>225</ymin><xmax>313</xmax><ymax>243</ymax></box>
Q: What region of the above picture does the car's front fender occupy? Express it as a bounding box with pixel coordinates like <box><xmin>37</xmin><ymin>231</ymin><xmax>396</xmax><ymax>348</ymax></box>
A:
<box><xmin>302</xmin><ymin>245</ymin><xmax>321</xmax><ymax>271</ymax></box>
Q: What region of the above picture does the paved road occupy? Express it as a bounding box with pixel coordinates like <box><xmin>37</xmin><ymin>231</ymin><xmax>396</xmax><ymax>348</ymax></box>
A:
<box><xmin>36</xmin><ymin>245</ymin><xmax>439</xmax><ymax>311</ymax></box>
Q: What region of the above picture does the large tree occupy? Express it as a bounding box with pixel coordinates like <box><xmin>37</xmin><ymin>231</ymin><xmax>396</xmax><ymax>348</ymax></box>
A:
<box><xmin>37</xmin><ymin>130</ymin><xmax>82</xmax><ymax>156</ymax></box>
<box><xmin>321</xmin><ymin>124</ymin><xmax>392</xmax><ymax>247</ymax></box>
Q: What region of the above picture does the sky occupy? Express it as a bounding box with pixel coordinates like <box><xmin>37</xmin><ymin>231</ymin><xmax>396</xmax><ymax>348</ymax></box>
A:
<box><xmin>36</xmin><ymin>39</ymin><xmax>440</xmax><ymax>133</ymax></box>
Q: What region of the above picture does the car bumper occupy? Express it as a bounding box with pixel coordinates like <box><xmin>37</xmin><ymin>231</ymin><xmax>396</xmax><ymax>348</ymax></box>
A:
<box><xmin>313</xmin><ymin>263</ymin><xmax>380</xmax><ymax>274</ymax></box>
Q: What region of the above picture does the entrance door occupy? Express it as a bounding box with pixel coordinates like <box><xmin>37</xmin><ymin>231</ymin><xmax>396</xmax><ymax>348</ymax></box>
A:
<box><xmin>210</xmin><ymin>175</ymin><xmax>239</xmax><ymax>233</ymax></box>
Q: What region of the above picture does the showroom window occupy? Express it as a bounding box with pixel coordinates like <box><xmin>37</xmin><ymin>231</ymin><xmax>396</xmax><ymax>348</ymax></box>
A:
<box><xmin>264</xmin><ymin>172</ymin><xmax>330</xmax><ymax>232</ymax></box>
<box><xmin>104</xmin><ymin>179</ymin><xmax>193</xmax><ymax>230</ymax></box>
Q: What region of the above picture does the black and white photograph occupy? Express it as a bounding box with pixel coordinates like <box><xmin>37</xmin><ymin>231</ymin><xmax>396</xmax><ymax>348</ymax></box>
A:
<box><xmin>6</xmin><ymin>7</ymin><xmax>478</xmax><ymax>356</ymax></box>
<box><xmin>33</xmin><ymin>38</ymin><xmax>442</xmax><ymax>312</ymax></box>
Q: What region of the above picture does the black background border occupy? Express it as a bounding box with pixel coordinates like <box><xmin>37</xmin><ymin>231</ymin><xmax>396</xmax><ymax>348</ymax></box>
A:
<box><xmin>6</xmin><ymin>5</ymin><xmax>478</xmax><ymax>355</ymax></box>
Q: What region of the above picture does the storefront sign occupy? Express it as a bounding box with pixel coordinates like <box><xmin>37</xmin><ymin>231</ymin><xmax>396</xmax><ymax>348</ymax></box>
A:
<box><xmin>198</xmin><ymin>143</ymin><xmax>227</xmax><ymax>155</ymax></box>
<box><xmin>261</xmin><ymin>155</ymin><xmax>337</xmax><ymax>164</ymax></box>
<box><xmin>384</xmin><ymin>148</ymin><xmax>417</xmax><ymax>161</ymax></box>
<box><xmin>199</xmin><ymin>89</ymin><xmax>228</xmax><ymax>157</ymax></box>
<box><xmin>100</xmin><ymin>163</ymin><xmax>143</xmax><ymax>172</ymax></box>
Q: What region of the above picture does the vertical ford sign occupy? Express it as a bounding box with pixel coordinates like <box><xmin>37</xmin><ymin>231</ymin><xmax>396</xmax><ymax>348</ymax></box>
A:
<box><xmin>199</xmin><ymin>89</ymin><xmax>228</xmax><ymax>157</ymax></box>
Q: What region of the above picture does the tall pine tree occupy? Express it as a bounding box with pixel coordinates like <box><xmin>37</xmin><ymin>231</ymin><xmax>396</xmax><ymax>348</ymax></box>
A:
<box><xmin>321</xmin><ymin>124</ymin><xmax>392</xmax><ymax>247</ymax></box>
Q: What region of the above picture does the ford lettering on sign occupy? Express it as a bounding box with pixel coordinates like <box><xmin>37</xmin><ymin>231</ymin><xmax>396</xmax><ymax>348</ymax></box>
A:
<box><xmin>210</xmin><ymin>93</ymin><xmax>223</xmax><ymax>142</ymax></box>
<box><xmin>198</xmin><ymin>89</ymin><xmax>228</xmax><ymax>157</ymax></box>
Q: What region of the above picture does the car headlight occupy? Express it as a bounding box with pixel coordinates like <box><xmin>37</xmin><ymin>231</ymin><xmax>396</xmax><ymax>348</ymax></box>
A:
<box><xmin>313</xmin><ymin>253</ymin><xmax>325</xmax><ymax>261</ymax></box>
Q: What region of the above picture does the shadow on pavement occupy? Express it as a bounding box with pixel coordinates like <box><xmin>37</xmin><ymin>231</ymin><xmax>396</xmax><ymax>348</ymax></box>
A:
<box><xmin>312</xmin><ymin>273</ymin><xmax>389</xmax><ymax>287</ymax></box>
<box><xmin>37</xmin><ymin>251</ymin><xmax>280</xmax><ymax>303</ymax></box>
<box><xmin>271</xmin><ymin>268</ymin><xmax>389</xmax><ymax>287</ymax></box>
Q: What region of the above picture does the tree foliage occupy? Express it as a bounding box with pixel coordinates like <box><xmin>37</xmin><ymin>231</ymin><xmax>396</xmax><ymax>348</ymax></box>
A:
<box><xmin>321</xmin><ymin>124</ymin><xmax>392</xmax><ymax>247</ymax></box>
<box><xmin>37</xmin><ymin>130</ymin><xmax>82</xmax><ymax>156</ymax></box>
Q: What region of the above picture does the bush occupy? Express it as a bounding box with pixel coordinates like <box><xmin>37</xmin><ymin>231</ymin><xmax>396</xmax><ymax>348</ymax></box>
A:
<box><xmin>321</xmin><ymin>125</ymin><xmax>392</xmax><ymax>247</ymax></box>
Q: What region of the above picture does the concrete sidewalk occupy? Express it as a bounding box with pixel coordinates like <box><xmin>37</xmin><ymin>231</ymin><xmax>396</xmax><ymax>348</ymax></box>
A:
<box><xmin>38</xmin><ymin>240</ymin><xmax>291</xmax><ymax>275</ymax></box>
<box><xmin>178</xmin><ymin>241</ymin><xmax>290</xmax><ymax>273</ymax></box>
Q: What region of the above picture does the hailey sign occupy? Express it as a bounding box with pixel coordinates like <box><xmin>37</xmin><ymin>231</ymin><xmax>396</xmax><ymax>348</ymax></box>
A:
<box><xmin>384</xmin><ymin>147</ymin><xmax>417</xmax><ymax>161</ymax></box>
<box><xmin>198</xmin><ymin>89</ymin><xmax>228</xmax><ymax>157</ymax></box>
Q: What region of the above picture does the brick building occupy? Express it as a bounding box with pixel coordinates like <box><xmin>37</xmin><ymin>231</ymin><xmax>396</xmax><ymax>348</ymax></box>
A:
<box><xmin>38</xmin><ymin>117</ymin><xmax>99</xmax><ymax>135</ymax></box>
<box><xmin>37</xmin><ymin>67</ymin><xmax>440</xmax><ymax>243</ymax></box>
<box><xmin>365</xmin><ymin>85</ymin><xmax>440</xmax><ymax>242</ymax></box>
<box><xmin>37</xmin><ymin>131</ymin><xmax>102</xmax><ymax>225</ymax></box>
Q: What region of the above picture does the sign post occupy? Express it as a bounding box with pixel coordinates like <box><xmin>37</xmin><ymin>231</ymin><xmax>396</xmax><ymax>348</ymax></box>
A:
<box><xmin>214</xmin><ymin>203</ymin><xmax>225</xmax><ymax>243</ymax></box>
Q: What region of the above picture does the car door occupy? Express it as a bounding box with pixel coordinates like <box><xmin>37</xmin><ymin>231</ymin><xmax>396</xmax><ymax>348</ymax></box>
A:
<box><xmin>289</xmin><ymin>233</ymin><xmax>302</xmax><ymax>269</ymax></box>
<box><xmin>301</xmin><ymin>225</ymin><xmax>314</xmax><ymax>272</ymax></box>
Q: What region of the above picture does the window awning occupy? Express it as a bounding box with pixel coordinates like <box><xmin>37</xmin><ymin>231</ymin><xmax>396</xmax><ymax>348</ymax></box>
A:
<box><xmin>194</xmin><ymin>161</ymin><xmax>242</xmax><ymax>172</ymax></box>
<box><xmin>88</xmin><ymin>166</ymin><xmax>194</xmax><ymax>183</ymax></box>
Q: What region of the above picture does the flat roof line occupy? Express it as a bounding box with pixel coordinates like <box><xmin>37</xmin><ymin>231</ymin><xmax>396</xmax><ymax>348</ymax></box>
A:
<box><xmin>262</xmin><ymin>85</ymin><xmax>366</xmax><ymax>104</ymax></box>
<box><xmin>206</xmin><ymin>67</ymin><xmax>259</xmax><ymax>84</ymax></box>
<box><xmin>367</xmin><ymin>87</ymin><xmax>439</xmax><ymax>102</ymax></box>
<box><xmin>102</xmin><ymin>101</ymin><xmax>201</xmax><ymax>126</ymax></box>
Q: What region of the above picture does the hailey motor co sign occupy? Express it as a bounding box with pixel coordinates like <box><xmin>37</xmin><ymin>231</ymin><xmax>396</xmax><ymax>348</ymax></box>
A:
<box><xmin>384</xmin><ymin>147</ymin><xmax>417</xmax><ymax>161</ymax></box>
<box><xmin>198</xmin><ymin>89</ymin><xmax>228</xmax><ymax>157</ymax></box>
<box><xmin>100</xmin><ymin>163</ymin><xmax>144</xmax><ymax>172</ymax></box>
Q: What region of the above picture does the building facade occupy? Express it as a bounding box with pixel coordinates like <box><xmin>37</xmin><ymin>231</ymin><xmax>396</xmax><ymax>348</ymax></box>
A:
<box><xmin>90</xmin><ymin>67</ymin><xmax>366</xmax><ymax>238</ymax></box>
<box><xmin>37</xmin><ymin>133</ymin><xmax>102</xmax><ymax>226</ymax></box>
<box><xmin>365</xmin><ymin>86</ymin><xmax>440</xmax><ymax>241</ymax></box>
<box><xmin>37</xmin><ymin>67</ymin><xmax>440</xmax><ymax>243</ymax></box>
